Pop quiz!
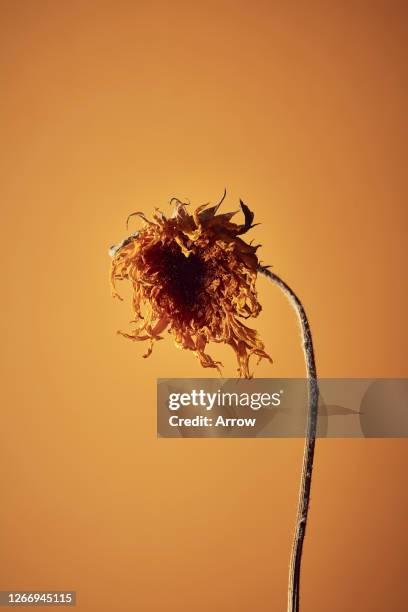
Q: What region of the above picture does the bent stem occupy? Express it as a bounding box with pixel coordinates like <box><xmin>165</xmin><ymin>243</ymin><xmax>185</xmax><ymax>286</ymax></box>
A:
<box><xmin>258</xmin><ymin>266</ymin><xmax>318</xmax><ymax>612</ymax></box>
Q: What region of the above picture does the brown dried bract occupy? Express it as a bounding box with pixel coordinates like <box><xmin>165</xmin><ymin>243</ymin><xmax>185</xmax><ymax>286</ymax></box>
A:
<box><xmin>110</xmin><ymin>195</ymin><xmax>271</xmax><ymax>378</ymax></box>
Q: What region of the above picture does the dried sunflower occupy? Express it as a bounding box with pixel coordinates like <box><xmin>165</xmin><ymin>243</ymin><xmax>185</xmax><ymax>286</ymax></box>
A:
<box><xmin>109</xmin><ymin>195</ymin><xmax>320</xmax><ymax>612</ymax></box>
<box><xmin>109</xmin><ymin>193</ymin><xmax>272</xmax><ymax>378</ymax></box>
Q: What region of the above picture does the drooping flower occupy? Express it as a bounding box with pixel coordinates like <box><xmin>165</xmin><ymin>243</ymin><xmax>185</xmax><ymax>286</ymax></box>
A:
<box><xmin>109</xmin><ymin>193</ymin><xmax>271</xmax><ymax>378</ymax></box>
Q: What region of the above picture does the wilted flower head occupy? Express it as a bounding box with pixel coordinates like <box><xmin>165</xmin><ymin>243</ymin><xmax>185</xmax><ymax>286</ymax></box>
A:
<box><xmin>109</xmin><ymin>193</ymin><xmax>271</xmax><ymax>378</ymax></box>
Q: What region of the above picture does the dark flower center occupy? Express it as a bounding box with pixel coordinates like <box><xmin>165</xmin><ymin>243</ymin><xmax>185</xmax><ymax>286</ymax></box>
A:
<box><xmin>144</xmin><ymin>242</ymin><xmax>208</xmax><ymax>322</ymax></box>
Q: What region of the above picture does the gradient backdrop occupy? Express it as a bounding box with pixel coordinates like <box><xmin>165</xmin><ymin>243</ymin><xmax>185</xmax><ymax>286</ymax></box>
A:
<box><xmin>1</xmin><ymin>1</ymin><xmax>407</xmax><ymax>610</ymax></box>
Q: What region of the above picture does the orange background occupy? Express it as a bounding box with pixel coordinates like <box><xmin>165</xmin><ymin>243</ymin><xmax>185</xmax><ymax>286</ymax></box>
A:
<box><xmin>1</xmin><ymin>1</ymin><xmax>407</xmax><ymax>610</ymax></box>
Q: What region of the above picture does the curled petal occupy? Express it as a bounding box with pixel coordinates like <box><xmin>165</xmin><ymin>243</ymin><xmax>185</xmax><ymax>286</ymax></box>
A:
<box><xmin>236</xmin><ymin>200</ymin><xmax>259</xmax><ymax>235</ymax></box>
<box><xmin>198</xmin><ymin>188</ymin><xmax>227</xmax><ymax>221</ymax></box>
<box><xmin>126</xmin><ymin>211</ymin><xmax>158</xmax><ymax>229</ymax></box>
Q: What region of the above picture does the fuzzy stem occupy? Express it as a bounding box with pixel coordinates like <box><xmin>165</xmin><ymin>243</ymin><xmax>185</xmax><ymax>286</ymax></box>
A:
<box><xmin>258</xmin><ymin>266</ymin><xmax>318</xmax><ymax>612</ymax></box>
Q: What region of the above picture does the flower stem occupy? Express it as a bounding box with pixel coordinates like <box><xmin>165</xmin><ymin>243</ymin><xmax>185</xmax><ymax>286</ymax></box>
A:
<box><xmin>258</xmin><ymin>266</ymin><xmax>319</xmax><ymax>612</ymax></box>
